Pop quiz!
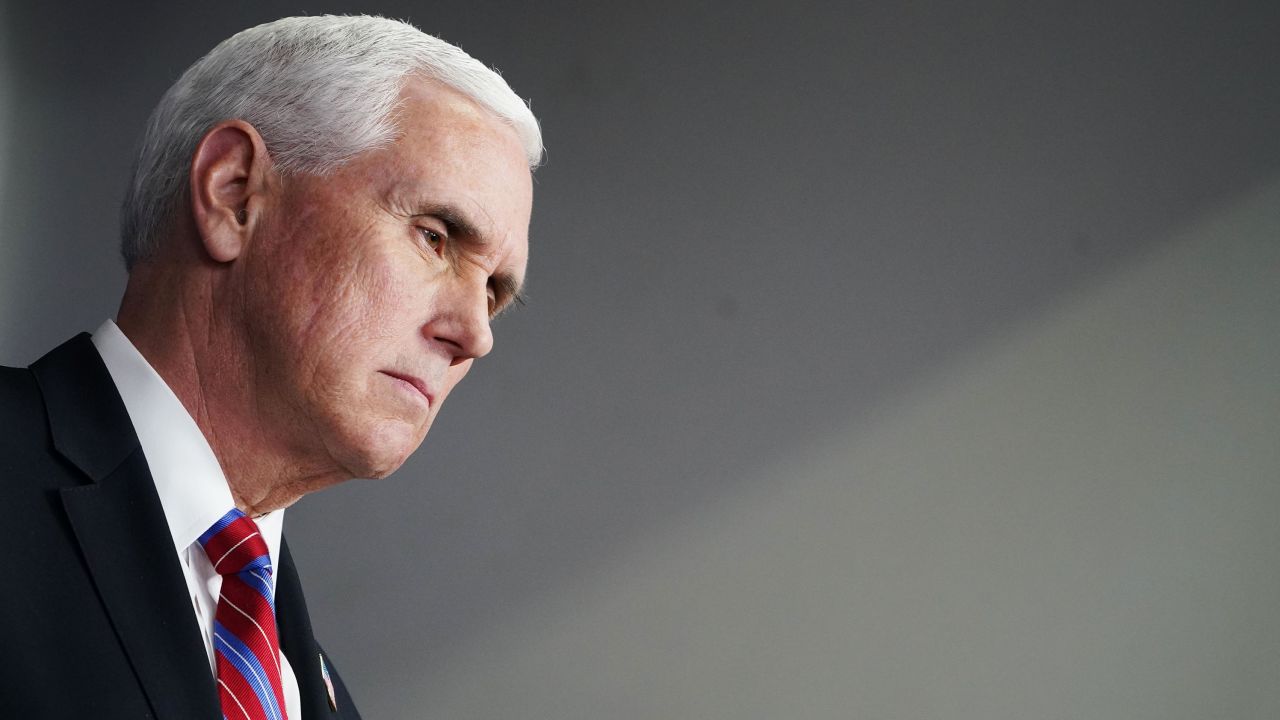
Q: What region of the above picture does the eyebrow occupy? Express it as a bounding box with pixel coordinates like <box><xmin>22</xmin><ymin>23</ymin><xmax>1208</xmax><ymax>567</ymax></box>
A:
<box><xmin>411</xmin><ymin>203</ymin><xmax>483</xmax><ymax>243</ymax></box>
<box><xmin>491</xmin><ymin>273</ymin><xmax>527</xmax><ymax>319</ymax></box>
<box><xmin>410</xmin><ymin>203</ymin><xmax>528</xmax><ymax>316</ymax></box>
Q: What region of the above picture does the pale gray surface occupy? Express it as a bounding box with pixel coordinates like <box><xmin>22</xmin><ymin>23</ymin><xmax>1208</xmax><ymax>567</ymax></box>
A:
<box><xmin>2</xmin><ymin>2</ymin><xmax>1278</xmax><ymax>718</ymax></box>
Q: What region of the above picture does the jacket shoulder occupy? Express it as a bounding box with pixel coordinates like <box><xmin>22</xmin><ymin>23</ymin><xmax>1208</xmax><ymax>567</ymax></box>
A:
<box><xmin>0</xmin><ymin>364</ymin><xmax>55</xmax><ymax>480</ymax></box>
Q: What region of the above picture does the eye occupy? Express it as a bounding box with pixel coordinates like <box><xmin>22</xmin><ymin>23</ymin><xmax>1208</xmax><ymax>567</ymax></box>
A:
<box><xmin>416</xmin><ymin>226</ymin><xmax>444</xmax><ymax>255</ymax></box>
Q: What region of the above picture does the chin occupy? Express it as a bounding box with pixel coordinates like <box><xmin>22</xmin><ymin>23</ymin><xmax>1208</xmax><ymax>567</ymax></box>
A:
<box><xmin>335</xmin><ymin>418</ymin><xmax>428</xmax><ymax>480</ymax></box>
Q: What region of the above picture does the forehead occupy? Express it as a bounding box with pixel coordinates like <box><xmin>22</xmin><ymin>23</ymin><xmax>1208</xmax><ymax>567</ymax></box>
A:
<box><xmin>355</xmin><ymin>78</ymin><xmax>533</xmax><ymax>269</ymax></box>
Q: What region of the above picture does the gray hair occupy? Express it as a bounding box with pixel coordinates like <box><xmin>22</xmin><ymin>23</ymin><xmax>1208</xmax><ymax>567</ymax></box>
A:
<box><xmin>120</xmin><ymin>15</ymin><xmax>543</xmax><ymax>269</ymax></box>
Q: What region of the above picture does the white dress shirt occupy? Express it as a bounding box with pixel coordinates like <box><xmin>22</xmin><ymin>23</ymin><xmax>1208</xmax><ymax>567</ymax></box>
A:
<box><xmin>92</xmin><ymin>320</ymin><xmax>302</xmax><ymax>718</ymax></box>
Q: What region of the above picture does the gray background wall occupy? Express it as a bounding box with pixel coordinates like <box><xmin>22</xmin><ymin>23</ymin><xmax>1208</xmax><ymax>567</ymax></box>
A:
<box><xmin>2</xmin><ymin>1</ymin><xmax>1278</xmax><ymax>718</ymax></box>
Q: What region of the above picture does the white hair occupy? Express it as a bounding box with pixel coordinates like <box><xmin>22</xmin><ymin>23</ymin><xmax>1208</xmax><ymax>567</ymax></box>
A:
<box><xmin>120</xmin><ymin>15</ymin><xmax>543</xmax><ymax>269</ymax></box>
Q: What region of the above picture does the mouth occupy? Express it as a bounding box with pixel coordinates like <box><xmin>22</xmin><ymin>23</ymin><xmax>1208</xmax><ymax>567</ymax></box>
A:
<box><xmin>380</xmin><ymin>370</ymin><xmax>434</xmax><ymax>407</ymax></box>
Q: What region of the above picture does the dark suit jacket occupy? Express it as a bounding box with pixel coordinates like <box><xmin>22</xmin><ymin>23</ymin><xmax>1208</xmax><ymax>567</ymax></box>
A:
<box><xmin>0</xmin><ymin>334</ymin><xmax>362</xmax><ymax>719</ymax></box>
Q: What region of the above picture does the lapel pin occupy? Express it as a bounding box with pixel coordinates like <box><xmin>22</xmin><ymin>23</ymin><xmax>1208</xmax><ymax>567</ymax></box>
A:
<box><xmin>320</xmin><ymin>653</ymin><xmax>338</xmax><ymax>711</ymax></box>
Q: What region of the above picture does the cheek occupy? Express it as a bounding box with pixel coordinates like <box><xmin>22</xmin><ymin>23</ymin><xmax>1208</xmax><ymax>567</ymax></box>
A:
<box><xmin>302</xmin><ymin>250</ymin><xmax>415</xmax><ymax>349</ymax></box>
<box><xmin>351</xmin><ymin>259</ymin><xmax>436</xmax><ymax>351</ymax></box>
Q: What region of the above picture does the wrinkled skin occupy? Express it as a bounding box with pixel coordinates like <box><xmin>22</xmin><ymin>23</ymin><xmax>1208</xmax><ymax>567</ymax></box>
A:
<box><xmin>119</xmin><ymin>78</ymin><xmax>532</xmax><ymax>513</ymax></box>
<box><xmin>240</xmin><ymin>80</ymin><xmax>532</xmax><ymax>482</ymax></box>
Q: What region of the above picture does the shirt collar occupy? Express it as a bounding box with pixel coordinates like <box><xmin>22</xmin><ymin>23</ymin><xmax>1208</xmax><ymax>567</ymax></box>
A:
<box><xmin>90</xmin><ymin>319</ymin><xmax>284</xmax><ymax>567</ymax></box>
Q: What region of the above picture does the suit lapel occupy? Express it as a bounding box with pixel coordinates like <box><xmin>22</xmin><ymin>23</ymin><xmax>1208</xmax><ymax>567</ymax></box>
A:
<box><xmin>33</xmin><ymin>334</ymin><xmax>220</xmax><ymax>720</ymax></box>
<box><xmin>277</xmin><ymin>538</ymin><xmax>341</xmax><ymax>717</ymax></box>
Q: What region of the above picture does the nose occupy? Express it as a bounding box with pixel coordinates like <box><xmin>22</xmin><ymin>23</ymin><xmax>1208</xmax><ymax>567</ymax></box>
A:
<box><xmin>425</xmin><ymin>273</ymin><xmax>494</xmax><ymax>363</ymax></box>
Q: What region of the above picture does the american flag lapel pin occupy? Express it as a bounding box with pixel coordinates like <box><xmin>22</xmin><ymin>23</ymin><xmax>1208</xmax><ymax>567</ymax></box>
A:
<box><xmin>320</xmin><ymin>653</ymin><xmax>338</xmax><ymax>711</ymax></box>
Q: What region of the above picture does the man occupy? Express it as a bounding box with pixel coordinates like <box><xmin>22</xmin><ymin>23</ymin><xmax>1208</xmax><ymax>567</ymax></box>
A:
<box><xmin>0</xmin><ymin>15</ymin><xmax>540</xmax><ymax>719</ymax></box>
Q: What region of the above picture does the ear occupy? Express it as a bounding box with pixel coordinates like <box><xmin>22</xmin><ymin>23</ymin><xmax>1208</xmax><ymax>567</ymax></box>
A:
<box><xmin>189</xmin><ymin>120</ymin><xmax>272</xmax><ymax>263</ymax></box>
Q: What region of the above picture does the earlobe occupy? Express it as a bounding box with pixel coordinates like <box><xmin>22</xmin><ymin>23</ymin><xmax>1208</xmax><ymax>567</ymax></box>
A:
<box><xmin>189</xmin><ymin>120</ymin><xmax>271</xmax><ymax>263</ymax></box>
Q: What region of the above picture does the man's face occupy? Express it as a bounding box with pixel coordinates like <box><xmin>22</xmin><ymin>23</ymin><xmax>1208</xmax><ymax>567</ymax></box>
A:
<box><xmin>238</xmin><ymin>79</ymin><xmax>532</xmax><ymax>480</ymax></box>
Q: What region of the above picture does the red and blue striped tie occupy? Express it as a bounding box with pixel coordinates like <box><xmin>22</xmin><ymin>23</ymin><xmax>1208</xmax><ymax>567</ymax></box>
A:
<box><xmin>199</xmin><ymin>509</ymin><xmax>288</xmax><ymax>720</ymax></box>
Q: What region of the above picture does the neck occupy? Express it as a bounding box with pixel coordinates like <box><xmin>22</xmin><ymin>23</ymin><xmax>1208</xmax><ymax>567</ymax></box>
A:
<box><xmin>116</xmin><ymin>260</ymin><xmax>348</xmax><ymax>514</ymax></box>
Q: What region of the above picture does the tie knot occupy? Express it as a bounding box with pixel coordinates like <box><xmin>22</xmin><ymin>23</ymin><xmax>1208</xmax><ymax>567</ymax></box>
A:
<box><xmin>198</xmin><ymin>508</ymin><xmax>272</xmax><ymax>577</ymax></box>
